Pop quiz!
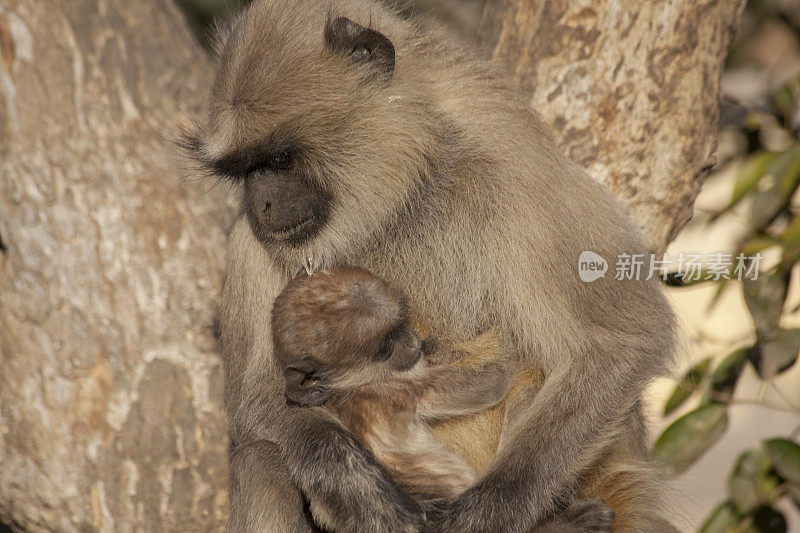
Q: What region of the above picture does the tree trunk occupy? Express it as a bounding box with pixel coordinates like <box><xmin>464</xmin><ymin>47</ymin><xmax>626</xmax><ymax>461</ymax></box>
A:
<box><xmin>0</xmin><ymin>0</ymin><xmax>743</xmax><ymax>531</ymax></box>
<box><xmin>480</xmin><ymin>0</ymin><xmax>746</xmax><ymax>250</ymax></box>
<box><xmin>0</xmin><ymin>0</ymin><xmax>233</xmax><ymax>531</ymax></box>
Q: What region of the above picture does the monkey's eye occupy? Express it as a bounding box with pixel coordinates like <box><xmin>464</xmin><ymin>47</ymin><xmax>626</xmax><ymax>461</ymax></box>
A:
<box><xmin>269</xmin><ymin>151</ymin><xmax>293</xmax><ymax>171</ymax></box>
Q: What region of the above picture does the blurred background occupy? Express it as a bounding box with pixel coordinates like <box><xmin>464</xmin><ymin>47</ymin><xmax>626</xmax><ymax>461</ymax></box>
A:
<box><xmin>173</xmin><ymin>0</ymin><xmax>800</xmax><ymax>531</ymax></box>
<box><xmin>653</xmin><ymin>1</ymin><xmax>800</xmax><ymax>530</ymax></box>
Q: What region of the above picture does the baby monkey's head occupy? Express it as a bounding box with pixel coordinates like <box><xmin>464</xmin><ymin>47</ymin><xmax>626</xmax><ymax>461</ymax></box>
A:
<box><xmin>272</xmin><ymin>266</ymin><xmax>423</xmax><ymax>406</ymax></box>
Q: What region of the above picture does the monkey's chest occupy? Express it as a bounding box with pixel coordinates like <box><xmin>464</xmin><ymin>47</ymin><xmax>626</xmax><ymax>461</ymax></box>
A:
<box><xmin>355</xmin><ymin>240</ymin><xmax>492</xmax><ymax>339</ymax></box>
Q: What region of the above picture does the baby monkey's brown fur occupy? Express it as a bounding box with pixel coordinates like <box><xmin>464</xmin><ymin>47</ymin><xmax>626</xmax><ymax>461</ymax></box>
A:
<box><xmin>272</xmin><ymin>266</ymin><xmax>615</xmax><ymax>531</ymax></box>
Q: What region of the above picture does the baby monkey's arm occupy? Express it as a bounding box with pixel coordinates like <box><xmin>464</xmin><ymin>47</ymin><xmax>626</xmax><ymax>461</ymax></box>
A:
<box><xmin>413</xmin><ymin>336</ymin><xmax>517</xmax><ymax>419</ymax></box>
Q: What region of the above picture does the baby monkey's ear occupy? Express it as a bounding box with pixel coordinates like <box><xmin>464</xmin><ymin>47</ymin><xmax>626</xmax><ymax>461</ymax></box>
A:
<box><xmin>284</xmin><ymin>357</ymin><xmax>332</xmax><ymax>406</ymax></box>
<box><xmin>324</xmin><ymin>17</ymin><xmax>395</xmax><ymax>85</ymax></box>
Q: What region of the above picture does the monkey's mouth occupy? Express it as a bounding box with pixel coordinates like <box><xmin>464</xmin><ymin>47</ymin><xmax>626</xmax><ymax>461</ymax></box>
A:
<box><xmin>266</xmin><ymin>215</ymin><xmax>317</xmax><ymax>241</ymax></box>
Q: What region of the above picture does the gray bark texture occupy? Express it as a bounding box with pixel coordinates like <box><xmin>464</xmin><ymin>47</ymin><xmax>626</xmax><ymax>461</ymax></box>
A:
<box><xmin>480</xmin><ymin>0</ymin><xmax>746</xmax><ymax>250</ymax></box>
<box><xmin>0</xmin><ymin>0</ymin><xmax>743</xmax><ymax>531</ymax></box>
<box><xmin>0</xmin><ymin>0</ymin><xmax>233</xmax><ymax>531</ymax></box>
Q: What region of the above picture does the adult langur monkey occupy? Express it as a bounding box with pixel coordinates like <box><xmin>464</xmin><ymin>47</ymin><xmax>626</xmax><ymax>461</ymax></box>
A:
<box><xmin>184</xmin><ymin>0</ymin><xmax>678</xmax><ymax>531</ymax></box>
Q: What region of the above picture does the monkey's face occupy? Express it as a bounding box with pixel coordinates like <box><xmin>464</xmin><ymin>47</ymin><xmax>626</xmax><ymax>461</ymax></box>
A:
<box><xmin>186</xmin><ymin>1</ymin><xmax>438</xmax><ymax>266</ymax></box>
<box><xmin>239</xmin><ymin>148</ymin><xmax>332</xmax><ymax>246</ymax></box>
<box><xmin>279</xmin><ymin>323</ymin><xmax>423</xmax><ymax>407</ymax></box>
<box><xmin>372</xmin><ymin>325</ymin><xmax>423</xmax><ymax>372</ymax></box>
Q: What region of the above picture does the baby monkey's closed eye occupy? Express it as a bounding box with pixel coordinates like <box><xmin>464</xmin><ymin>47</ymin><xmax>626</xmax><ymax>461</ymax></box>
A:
<box><xmin>375</xmin><ymin>333</ymin><xmax>395</xmax><ymax>362</ymax></box>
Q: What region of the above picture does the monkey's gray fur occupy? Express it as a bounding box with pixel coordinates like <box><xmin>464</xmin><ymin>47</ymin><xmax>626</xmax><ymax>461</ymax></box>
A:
<box><xmin>185</xmin><ymin>0</ymin><xmax>679</xmax><ymax>531</ymax></box>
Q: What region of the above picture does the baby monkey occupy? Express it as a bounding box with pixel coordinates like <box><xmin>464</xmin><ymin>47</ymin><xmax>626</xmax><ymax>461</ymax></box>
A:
<box><xmin>271</xmin><ymin>266</ymin><xmax>613</xmax><ymax>530</ymax></box>
<box><xmin>272</xmin><ymin>266</ymin><xmax>507</xmax><ymax>500</ymax></box>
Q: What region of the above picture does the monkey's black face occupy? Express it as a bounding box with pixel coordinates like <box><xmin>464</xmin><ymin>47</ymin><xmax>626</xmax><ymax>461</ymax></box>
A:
<box><xmin>244</xmin><ymin>168</ymin><xmax>331</xmax><ymax>246</ymax></box>
<box><xmin>188</xmin><ymin>12</ymin><xmax>403</xmax><ymax>254</ymax></box>
<box><xmin>376</xmin><ymin>326</ymin><xmax>422</xmax><ymax>372</ymax></box>
<box><xmin>281</xmin><ymin>327</ymin><xmax>421</xmax><ymax>407</ymax></box>
<box><xmin>210</xmin><ymin>144</ymin><xmax>332</xmax><ymax>246</ymax></box>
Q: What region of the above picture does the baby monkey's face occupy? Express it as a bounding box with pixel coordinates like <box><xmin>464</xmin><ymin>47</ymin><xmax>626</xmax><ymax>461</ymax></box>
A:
<box><xmin>371</xmin><ymin>324</ymin><xmax>423</xmax><ymax>372</ymax></box>
<box><xmin>271</xmin><ymin>266</ymin><xmax>425</xmax><ymax>406</ymax></box>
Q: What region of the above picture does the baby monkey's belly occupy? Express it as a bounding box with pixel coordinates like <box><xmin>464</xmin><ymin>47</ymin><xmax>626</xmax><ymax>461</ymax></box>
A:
<box><xmin>431</xmin><ymin>366</ymin><xmax>544</xmax><ymax>474</ymax></box>
<box><xmin>410</xmin><ymin>323</ymin><xmax>544</xmax><ymax>475</ymax></box>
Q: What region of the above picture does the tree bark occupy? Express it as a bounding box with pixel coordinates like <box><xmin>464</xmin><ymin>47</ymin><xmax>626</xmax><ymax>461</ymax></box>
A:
<box><xmin>0</xmin><ymin>0</ymin><xmax>233</xmax><ymax>531</ymax></box>
<box><xmin>0</xmin><ymin>0</ymin><xmax>742</xmax><ymax>531</ymax></box>
<box><xmin>480</xmin><ymin>0</ymin><xmax>746</xmax><ymax>251</ymax></box>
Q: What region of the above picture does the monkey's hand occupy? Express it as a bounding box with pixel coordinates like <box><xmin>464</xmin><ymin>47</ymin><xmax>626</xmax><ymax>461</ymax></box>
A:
<box><xmin>420</xmin><ymin>497</ymin><xmax>452</xmax><ymax>526</ymax></box>
<box><xmin>279</xmin><ymin>407</ymin><xmax>425</xmax><ymax>533</ymax></box>
<box><xmin>554</xmin><ymin>499</ymin><xmax>615</xmax><ymax>532</ymax></box>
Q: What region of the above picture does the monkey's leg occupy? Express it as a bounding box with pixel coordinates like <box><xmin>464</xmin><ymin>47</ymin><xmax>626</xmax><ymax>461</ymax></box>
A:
<box><xmin>423</xmin><ymin>496</ymin><xmax>614</xmax><ymax>533</ymax></box>
<box><xmin>579</xmin><ymin>408</ymin><xmax>679</xmax><ymax>533</ymax></box>
<box><xmin>229</xmin><ymin>440</ymin><xmax>319</xmax><ymax>533</ymax></box>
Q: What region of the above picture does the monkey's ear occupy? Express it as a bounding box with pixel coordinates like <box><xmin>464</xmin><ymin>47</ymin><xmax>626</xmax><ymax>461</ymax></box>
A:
<box><xmin>324</xmin><ymin>17</ymin><xmax>395</xmax><ymax>85</ymax></box>
<box><xmin>284</xmin><ymin>358</ymin><xmax>332</xmax><ymax>406</ymax></box>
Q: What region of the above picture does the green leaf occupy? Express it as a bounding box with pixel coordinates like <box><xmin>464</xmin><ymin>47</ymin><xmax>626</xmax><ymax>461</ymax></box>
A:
<box><xmin>780</xmin><ymin>245</ymin><xmax>800</xmax><ymax>272</ymax></box>
<box><xmin>728</xmin><ymin>449</ymin><xmax>780</xmax><ymax>514</ymax></box>
<box><xmin>700</xmin><ymin>502</ymin><xmax>739</xmax><ymax>533</ymax></box>
<box><xmin>740</xmin><ymin>235</ymin><xmax>781</xmax><ymax>257</ymax></box>
<box><xmin>750</xmin><ymin>146</ymin><xmax>800</xmax><ymax>230</ymax></box>
<box><xmin>664</xmin><ymin>357</ymin><xmax>712</xmax><ymax>415</ymax></box>
<box><xmin>653</xmin><ymin>404</ymin><xmax>729</xmax><ymax>474</ymax></box>
<box><xmin>751</xmin><ymin>186</ymin><xmax>784</xmax><ymax>230</ymax></box>
<box><xmin>662</xmin><ymin>269</ymin><xmax>714</xmax><ymax>287</ymax></box>
<box><xmin>773</xmin><ymin>86</ymin><xmax>795</xmax><ymax>122</ymax></box>
<box><xmin>719</xmin><ymin>151</ymin><xmax>778</xmax><ymax>215</ymax></box>
<box><xmin>748</xmin><ymin>329</ymin><xmax>800</xmax><ymax>379</ymax></box>
<box><xmin>776</xmin><ymin>145</ymin><xmax>800</xmax><ymax>195</ymax></box>
<box><xmin>707</xmin><ymin>348</ymin><xmax>749</xmax><ymax>399</ymax></box>
<box><xmin>780</xmin><ymin>215</ymin><xmax>800</xmax><ymax>250</ymax></box>
<box><xmin>742</xmin><ymin>272</ymin><xmax>788</xmax><ymax>340</ymax></box>
<box><xmin>662</xmin><ymin>272</ymin><xmax>688</xmax><ymax>287</ymax></box>
<box><xmin>763</xmin><ymin>438</ymin><xmax>800</xmax><ymax>486</ymax></box>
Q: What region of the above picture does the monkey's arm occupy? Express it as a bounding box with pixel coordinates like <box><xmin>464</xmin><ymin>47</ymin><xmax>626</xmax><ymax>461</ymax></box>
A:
<box><xmin>424</xmin><ymin>319</ymin><xmax>671</xmax><ymax>532</ymax></box>
<box><xmin>229</xmin><ymin>386</ymin><xmax>425</xmax><ymax>533</ymax></box>
<box><xmin>413</xmin><ymin>359</ymin><xmax>515</xmax><ymax>419</ymax></box>
<box><xmin>221</xmin><ymin>218</ymin><xmax>424</xmax><ymax>533</ymax></box>
<box><xmin>270</xmin><ymin>402</ymin><xmax>425</xmax><ymax>532</ymax></box>
<box><xmin>421</xmin><ymin>233</ymin><xmax>674</xmax><ymax>531</ymax></box>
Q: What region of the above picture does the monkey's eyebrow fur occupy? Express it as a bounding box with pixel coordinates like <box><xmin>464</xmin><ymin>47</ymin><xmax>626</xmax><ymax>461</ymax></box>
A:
<box><xmin>210</xmin><ymin>146</ymin><xmax>278</xmax><ymax>177</ymax></box>
<box><xmin>176</xmin><ymin>129</ymin><xmax>214</xmax><ymax>171</ymax></box>
<box><xmin>178</xmin><ymin>130</ymin><xmax>295</xmax><ymax>179</ymax></box>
